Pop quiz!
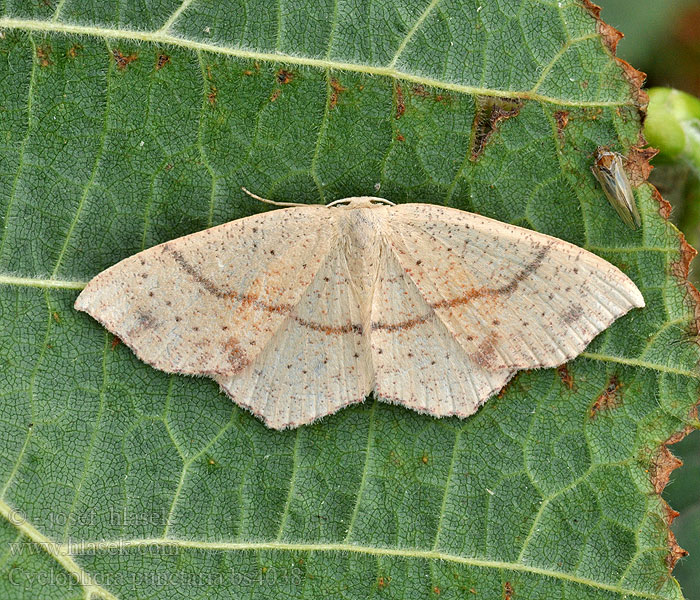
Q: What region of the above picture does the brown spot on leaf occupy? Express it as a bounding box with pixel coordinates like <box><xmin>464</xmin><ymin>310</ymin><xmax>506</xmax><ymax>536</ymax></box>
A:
<box><xmin>554</xmin><ymin>110</ymin><xmax>569</xmax><ymax>143</ymax></box>
<box><xmin>276</xmin><ymin>69</ymin><xmax>294</xmax><ymax>84</ymax></box>
<box><xmin>412</xmin><ymin>84</ymin><xmax>430</xmax><ymax>97</ymax></box>
<box><xmin>36</xmin><ymin>45</ymin><xmax>52</xmax><ymax>67</ymax></box>
<box><xmin>620</xmin><ymin>59</ymin><xmax>649</xmax><ymax>108</ymax></box>
<box><xmin>111</xmin><ymin>336</ymin><xmax>122</xmax><ymax>350</ymax></box>
<box><xmin>52</xmin><ymin>311</ymin><xmax>60</xmax><ymax>323</ymax></box>
<box><xmin>653</xmin><ymin>187</ymin><xmax>671</xmax><ymax>220</ymax></box>
<box><xmin>66</xmin><ymin>44</ymin><xmax>82</xmax><ymax>59</ymax></box>
<box><xmin>470</xmin><ymin>96</ymin><xmax>524</xmax><ymax>161</ymax></box>
<box><xmin>208</xmin><ymin>86</ymin><xmax>218</xmax><ymax>105</ymax></box>
<box><xmin>269</xmin><ymin>89</ymin><xmax>281</xmax><ymax>102</ymax></box>
<box><xmin>329</xmin><ymin>78</ymin><xmax>346</xmax><ymax>109</ymax></box>
<box><xmin>666</xmin><ymin>528</ymin><xmax>688</xmax><ymax>570</ymax></box>
<box><xmin>593</xmin><ymin>9</ymin><xmax>624</xmax><ymax>54</ymax></box>
<box><xmin>112</xmin><ymin>48</ymin><xmax>138</xmax><ymax>70</ymax></box>
<box><xmin>650</xmin><ymin>445</ymin><xmax>684</xmax><ymax>495</ymax></box>
<box><xmin>557</xmin><ymin>365</ymin><xmax>574</xmax><ymax>390</ymax></box>
<box><xmin>663</xmin><ymin>501</ymin><xmax>681</xmax><ymax>528</ymax></box>
<box><xmin>503</xmin><ymin>581</ymin><xmax>513</xmax><ymax>600</ymax></box>
<box><xmin>243</xmin><ymin>62</ymin><xmax>260</xmax><ymax>76</ymax></box>
<box><xmin>581</xmin><ymin>1</ymin><xmax>621</xmax><ymax>50</ymax></box>
<box><xmin>582</xmin><ymin>107</ymin><xmax>603</xmax><ymax>121</ymax></box>
<box><xmin>156</xmin><ymin>53</ymin><xmax>170</xmax><ymax>70</ymax></box>
<box><xmin>675</xmin><ymin>238</ymin><xmax>699</xmax><ymax>301</ymax></box>
<box><xmin>598</xmin><ymin>22</ymin><xmax>624</xmax><ymax>54</ymax></box>
<box><xmin>395</xmin><ymin>84</ymin><xmax>405</xmax><ymax>119</ymax></box>
<box><xmin>647</xmin><ymin>420</ymin><xmax>699</xmax><ymax>573</ymax></box>
<box><xmin>421</xmin><ymin>452</ymin><xmax>429</xmax><ymax>464</ymax></box>
<box><xmin>665</xmin><ymin>198</ymin><xmax>700</xmax><ymax>335</ymax></box>
<box><xmin>667</xmin><ymin>406</ymin><xmax>698</xmax><ymax>446</ymax></box>
<box><xmin>396</xmin><ymin>133</ymin><xmax>405</xmax><ymax>142</ymax></box>
<box><xmin>590</xmin><ymin>375</ymin><xmax>622</xmax><ymax>418</ymax></box>
<box><xmin>433</xmin><ymin>586</ymin><xmax>441</xmax><ymax>595</ymax></box>
<box><xmin>582</xmin><ymin>0</ymin><xmax>648</xmax><ymax>108</ymax></box>
<box><xmin>624</xmin><ymin>139</ymin><xmax>658</xmax><ymax>187</ymax></box>
<box><xmin>377</xmin><ymin>576</ymin><xmax>390</xmax><ymax>590</ymax></box>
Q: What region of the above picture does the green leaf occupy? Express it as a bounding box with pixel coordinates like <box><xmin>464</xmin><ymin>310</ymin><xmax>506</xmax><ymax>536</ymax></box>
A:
<box><xmin>0</xmin><ymin>2</ymin><xmax>698</xmax><ymax>599</ymax></box>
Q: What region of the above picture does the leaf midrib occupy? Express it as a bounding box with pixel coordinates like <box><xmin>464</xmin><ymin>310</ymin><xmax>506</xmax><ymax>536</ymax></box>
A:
<box><xmin>0</xmin><ymin>497</ymin><xmax>668</xmax><ymax>600</ymax></box>
<box><xmin>0</xmin><ymin>17</ymin><xmax>626</xmax><ymax>108</ymax></box>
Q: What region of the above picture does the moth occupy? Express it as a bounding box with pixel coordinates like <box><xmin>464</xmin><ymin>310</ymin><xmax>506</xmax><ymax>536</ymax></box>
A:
<box><xmin>591</xmin><ymin>148</ymin><xmax>641</xmax><ymax>229</ymax></box>
<box><xmin>75</xmin><ymin>191</ymin><xmax>644</xmax><ymax>429</ymax></box>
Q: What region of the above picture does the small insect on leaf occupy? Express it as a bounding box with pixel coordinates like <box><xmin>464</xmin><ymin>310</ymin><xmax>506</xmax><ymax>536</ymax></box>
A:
<box><xmin>591</xmin><ymin>148</ymin><xmax>641</xmax><ymax>229</ymax></box>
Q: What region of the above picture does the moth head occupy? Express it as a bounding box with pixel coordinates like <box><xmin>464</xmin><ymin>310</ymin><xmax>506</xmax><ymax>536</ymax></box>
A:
<box><xmin>325</xmin><ymin>197</ymin><xmax>396</xmax><ymax>209</ymax></box>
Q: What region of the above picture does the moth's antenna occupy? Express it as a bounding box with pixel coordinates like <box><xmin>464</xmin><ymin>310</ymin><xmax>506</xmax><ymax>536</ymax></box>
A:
<box><xmin>241</xmin><ymin>187</ymin><xmax>307</xmax><ymax>207</ymax></box>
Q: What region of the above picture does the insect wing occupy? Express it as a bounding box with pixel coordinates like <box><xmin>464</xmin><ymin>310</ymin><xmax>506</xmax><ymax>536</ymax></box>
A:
<box><xmin>592</xmin><ymin>150</ymin><xmax>641</xmax><ymax>229</ymax></box>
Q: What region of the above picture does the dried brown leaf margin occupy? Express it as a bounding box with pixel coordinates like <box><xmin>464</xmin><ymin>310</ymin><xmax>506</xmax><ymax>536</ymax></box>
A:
<box><xmin>584</xmin><ymin>0</ymin><xmax>700</xmax><ymax>579</ymax></box>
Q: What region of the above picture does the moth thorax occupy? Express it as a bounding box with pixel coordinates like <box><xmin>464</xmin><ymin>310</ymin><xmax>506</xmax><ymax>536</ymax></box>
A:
<box><xmin>340</xmin><ymin>209</ymin><xmax>382</xmax><ymax>295</ymax></box>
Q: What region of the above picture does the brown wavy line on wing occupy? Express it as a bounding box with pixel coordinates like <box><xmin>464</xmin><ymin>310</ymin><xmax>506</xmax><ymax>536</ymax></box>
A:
<box><xmin>372</xmin><ymin>245</ymin><xmax>551</xmax><ymax>331</ymax></box>
<box><xmin>165</xmin><ymin>242</ymin><xmax>549</xmax><ymax>336</ymax></box>
<box><xmin>164</xmin><ymin>245</ymin><xmax>364</xmax><ymax>336</ymax></box>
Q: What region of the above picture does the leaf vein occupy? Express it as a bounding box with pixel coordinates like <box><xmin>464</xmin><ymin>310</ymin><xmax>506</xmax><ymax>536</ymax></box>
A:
<box><xmin>431</xmin><ymin>427</ymin><xmax>461</xmax><ymax>551</ymax></box>
<box><xmin>0</xmin><ymin>34</ymin><xmax>38</xmax><ymax>266</ymax></box>
<box><xmin>55</xmin><ymin>535</ymin><xmax>671</xmax><ymax>600</ymax></box>
<box><xmin>195</xmin><ymin>49</ymin><xmax>219</xmax><ymax>228</ymax></box>
<box><xmin>50</xmin><ymin>39</ymin><xmax>113</xmax><ymax>279</ymax></box>
<box><xmin>276</xmin><ymin>427</ymin><xmax>302</xmax><ymax>541</ymax></box>
<box><xmin>388</xmin><ymin>0</ymin><xmax>444</xmax><ymax>69</ymax></box>
<box><xmin>344</xmin><ymin>400</ymin><xmax>376</xmax><ymax>542</ymax></box>
<box><xmin>0</xmin><ymin>499</ymin><xmax>118</xmax><ymax>600</ymax></box>
<box><xmin>61</xmin><ymin>333</ymin><xmax>110</xmax><ymax>543</ymax></box>
<box><xmin>157</xmin><ymin>0</ymin><xmax>196</xmax><ymax>33</ymax></box>
<box><xmin>0</xmin><ymin>18</ymin><xmax>635</xmax><ymax>108</ymax></box>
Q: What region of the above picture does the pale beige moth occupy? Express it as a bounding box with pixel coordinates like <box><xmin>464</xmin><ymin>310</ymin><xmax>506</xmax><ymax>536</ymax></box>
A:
<box><xmin>75</xmin><ymin>196</ymin><xmax>645</xmax><ymax>429</ymax></box>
